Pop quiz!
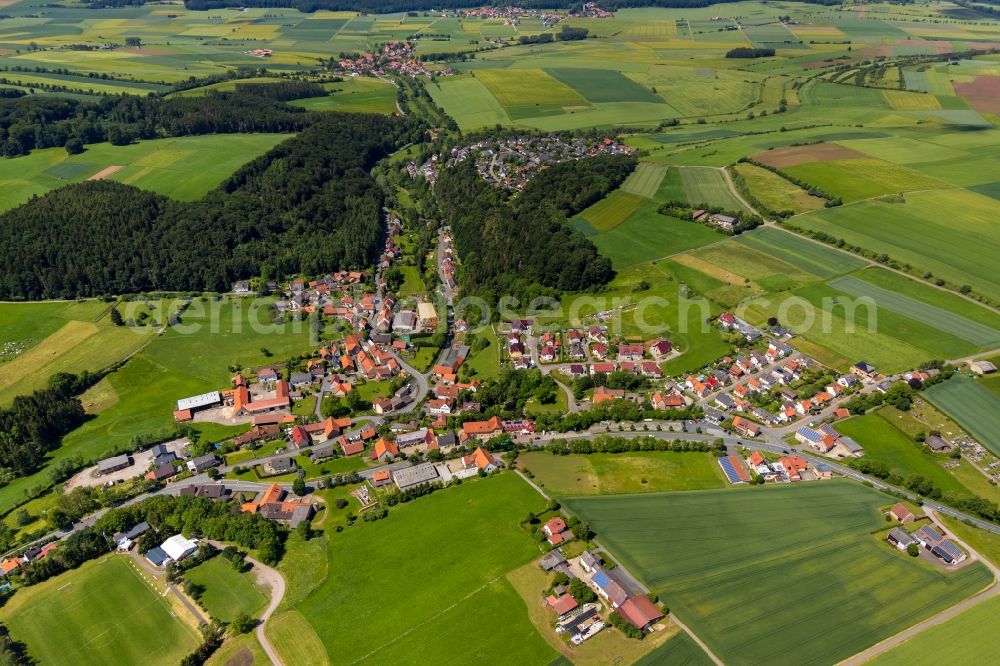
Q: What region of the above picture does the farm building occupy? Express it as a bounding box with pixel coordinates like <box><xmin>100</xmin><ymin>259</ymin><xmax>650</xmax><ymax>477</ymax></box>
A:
<box><xmin>719</xmin><ymin>455</ymin><xmax>750</xmax><ymax>484</ymax></box>
<box><xmin>925</xmin><ymin>435</ymin><xmax>953</xmax><ymax>452</ymax></box>
<box><xmin>970</xmin><ymin>361</ymin><xmax>996</xmax><ymax>375</ymax></box>
<box><xmin>97</xmin><ymin>454</ymin><xmax>132</xmax><ymax>476</ymax></box>
<box><xmin>887</xmin><ymin>528</ymin><xmax>916</xmax><ymax>551</ymax></box>
<box><xmin>616</xmin><ymin>596</ymin><xmax>664</xmax><ymax>631</ymax></box>
<box><xmin>547</xmin><ymin>594</ymin><xmax>579</xmax><ymax>618</ymax></box>
<box><xmin>175</xmin><ymin>391</ymin><xmax>222</xmax><ymax>417</ymax></box>
<box><xmin>393</xmin><ymin>463</ymin><xmax>440</xmax><ymax>491</ymax></box>
<box><xmin>160</xmin><ymin>535</ymin><xmax>199</xmax><ymax>563</ymax></box>
<box><xmin>889</xmin><ymin>503</ymin><xmax>914</xmax><ymax>524</ymax></box>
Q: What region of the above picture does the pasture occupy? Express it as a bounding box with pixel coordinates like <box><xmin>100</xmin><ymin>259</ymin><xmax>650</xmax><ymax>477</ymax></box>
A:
<box><xmin>565</xmin><ymin>482</ymin><xmax>993</xmax><ymax>666</ymax></box>
<box><xmin>283</xmin><ymin>474</ymin><xmax>556</xmax><ymax>664</ymax></box>
<box><xmin>0</xmin><ymin>134</ymin><xmax>288</xmax><ymax>212</ymax></box>
<box><xmin>573</xmin><ymin>190</ymin><xmax>647</xmax><ymax>232</ymax></box>
<box><xmin>1</xmin><ymin>556</ymin><xmax>201</xmax><ymax>666</ymax></box>
<box><xmin>590</xmin><ymin>201</ymin><xmax>721</xmax><ymax>268</ymax></box>
<box><xmin>183</xmin><ymin>555</ymin><xmax>268</xmax><ymax>623</ymax></box>
<box><xmin>925</xmin><ymin>376</ymin><xmax>1000</xmax><ymax>457</ymax></box>
<box><xmin>517</xmin><ymin>451</ymin><xmax>726</xmax><ymax>496</ymax></box>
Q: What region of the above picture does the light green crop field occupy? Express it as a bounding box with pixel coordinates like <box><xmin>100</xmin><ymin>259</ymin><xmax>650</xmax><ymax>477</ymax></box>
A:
<box><xmin>1</xmin><ymin>556</ymin><xmax>201</xmax><ymax>666</ymax></box>
<box><xmin>742</xmin><ymin>278</ymin><xmax>981</xmax><ymax>373</ymax></box>
<box><xmin>288</xmin><ymin>78</ymin><xmax>398</xmax><ymax>114</ymax></box>
<box><xmin>784</xmin><ymin>158</ymin><xmax>949</xmax><ymax>202</ymax></box>
<box><xmin>634</xmin><ymin>630</ymin><xmax>715</xmax><ymax>666</ymax></box>
<box><xmin>183</xmin><ymin>556</ymin><xmax>268</xmax><ymax>623</ymax></box>
<box><xmin>677</xmin><ymin>166</ymin><xmax>746</xmax><ymax>210</ymax></box>
<box><xmin>0</xmin><ymin>300</ymin><xmax>156</xmax><ymax>406</ymax></box>
<box><xmin>518</xmin><ymin>451</ymin><xmax>726</xmax><ymax>496</ymax></box>
<box><xmin>836</xmin><ymin>411</ymin><xmax>974</xmax><ymax>498</ymax></box>
<box><xmin>281</xmin><ymin>474</ymin><xmax>556</xmax><ymax>664</ymax></box>
<box><xmin>925</xmin><ymin>376</ymin><xmax>1000</xmax><ymax>457</ymax></box>
<box><xmin>574</xmin><ymin>189</ymin><xmax>647</xmax><ymax>232</ymax></box>
<box><xmin>621</xmin><ymin>162</ymin><xmax>669</xmax><ymax>198</ymax></box>
<box><xmin>872</xmin><ymin>594</ymin><xmax>1000</xmax><ymax>666</ymax></box>
<box><xmin>733</xmin><ymin>227</ymin><xmax>868</xmax><ymax>279</ymax></box>
<box><xmin>590</xmin><ymin>201</ymin><xmax>721</xmax><ymax>268</ymax></box>
<box><xmin>0</xmin><ymin>134</ymin><xmax>288</xmax><ymax>212</ymax></box>
<box><xmin>565</xmin><ymin>482</ymin><xmax>994</xmax><ymax>666</ymax></box>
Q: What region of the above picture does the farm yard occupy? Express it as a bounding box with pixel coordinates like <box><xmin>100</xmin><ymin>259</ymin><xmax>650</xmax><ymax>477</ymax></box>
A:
<box><xmin>278</xmin><ymin>474</ymin><xmax>556</xmax><ymax>664</ymax></box>
<box><xmin>0</xmin><ymin>556</ymin><xmax>201</xmax><ymax>666</ymax></box>
<box><xmin>518</xmin><ymin>451</ymin><xmax>725</xmax><ymax>496</ymax></box>
<box><xmin>565</xmin><ymin>482</ymin><xmax>993</xmax><ymax>666</ymax></box>
<box><xmin>925</xmin><ymin>376</ymin><xmax>1000</xmax><ymax>457</ymax></box>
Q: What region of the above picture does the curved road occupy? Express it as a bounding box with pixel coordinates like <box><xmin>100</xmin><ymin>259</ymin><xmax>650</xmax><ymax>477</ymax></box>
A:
<box><xmin>250</xmin><ymin>555</ymin><xmax>286</xmax><ymax>666</ymax></box>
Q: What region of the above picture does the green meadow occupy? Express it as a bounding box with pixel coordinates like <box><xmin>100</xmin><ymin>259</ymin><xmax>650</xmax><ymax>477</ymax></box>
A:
<box><xmin>1</xmin><ymin>556</ymin><xmax>201</xmax><ymax>666</ymax></box>
<box><xmin>280</xmin><ymin>474</ymin><xmax>556</xmax><ymax>664</ymax></box>
<box><xmin>183</xmin><ymin>556</ymin><xmax>268</xmax><ymax>623</ymax></box>
<box><xmin>872</xmin><ymin>595</ymin><xmax>1000</xmax><ymax>666</ymax></box>
<box><xmin>518</xmin><ymin>451</ymin><xmax>726</xmax><ymax>496</ymax></box>
<box><xmin>566</xmin><ymin>482</ymin><xmax>993</xmax><ymax>666</ymax></box>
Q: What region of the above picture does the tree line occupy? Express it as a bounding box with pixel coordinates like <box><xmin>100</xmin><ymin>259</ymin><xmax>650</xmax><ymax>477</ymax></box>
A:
<box><xmin>0</xmin><ymin>113</ymin><xmax>424</xmax><ymax>299</ymax></box>
<box><xmin>435</xmin><ymin>156</ymin><xmax>628</xmax><ymax>309</ymax></box>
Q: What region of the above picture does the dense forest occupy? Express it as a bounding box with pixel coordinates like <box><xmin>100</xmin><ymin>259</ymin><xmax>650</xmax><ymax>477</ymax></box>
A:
<box><xmin>435</xmin><ymin>156</ymin><xmax>626</xmax><ymax>307</ymax></box>
<box><xmin>0</xmin><ymin>373</ymin><xmax>93</xmax><ymax>484</ymax></box>
<box><xmin>0</xmin><ymin>91</ymin><xmax>313</xmax><ymax>157</ymax></box>
<box><xmin>0</xmin><ymin>113</ymin><xmax>423</xmax><ymax>298</ymax></box>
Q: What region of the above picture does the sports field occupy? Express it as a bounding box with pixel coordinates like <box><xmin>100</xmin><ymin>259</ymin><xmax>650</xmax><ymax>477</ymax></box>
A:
<box><xmin>565</xmin><ymin>482</ymin><xmax>993</xmax><ymax>666</ymax></box>
<box><xmin>925</xmin><ymin>376</ymin><xmax>1000</xmax><ymax>456</ymax></box>
<box><xmin>0</xmin><ymin>134</ymin><xmax>288</xmax><ymax>212</ymax></box>
<box><xmin>518</xmin><ymin>451</ymin><xmax>725</xmax><ymax>496</ymax></box>
<box><xmin>183</xmin><ymin>556</ymin><xmax>268</xmax><ymax>623</ymax></box>
<box><xmin>282</xmin><ymin>474</ymin><xmax>556</xmax><ymax>664</ymax></box>
<box><xmin>1</xmin><ymin>556</ymin><xmax>201</xmax><ymax>665</ymax></box>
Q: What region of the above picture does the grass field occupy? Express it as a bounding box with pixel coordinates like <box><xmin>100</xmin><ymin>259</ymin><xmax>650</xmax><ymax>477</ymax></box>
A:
<box><xmin>926</xmin><ymin>376</ymin><xmax>1000</xmax><ymax>456</ymax></box>
<box><xmin>589</xmin><ymin>201</ymin><xmax>721</xmax><ymax>268</ymax></box>
<box><xmin>518</xmin><ymin>451</ymin><xmax>725</xmax><ymax>496</ymax></box>
<box><xmin>621</xmin><ymin>162</ymin><xmax>669</xmax><ymax>198</ymax></box>
<box><xmin>281</xmin><ymin>474</ymin><xmax>556</xmax><ymax>664</ymax></box>
<box><xmin>0</xmin><ymin>134</ymin><xmax>288</xmax><ymax>212</ymax></box>
<box><xmin>837</xmin><ymin>411</ymin><xmax>973</xmax><ymax>498</ymax></box>
<box><xmin>565</xmin><ymin>481</ymin><xmax>993</xmax><ymax>666</ymax></box>
<box><xmin>734</xmin><ymin>227</ymin><xmax>868</xmax><ymax>278</ymax></box>
<box><xmin>1</xmin><ymin>556</ymin><xmax>201</xmax><ymax>665</ymax></box>
<box><xmin>462</xmin><ymin>325</ymin><xmax>500</xmax><ymax>380</ymax></box>
<box><xmin>574</xmin><ymin>190</ymin><xmax>648</xmax><ymax>232</ymax></box>
<box><xmin>287</xmin><ymin>77</ymin><xmax>397</xmax><ymax>114</ymax></box>
<box><xmin>183</xmin><ymin>555</ymin><xmax>268</xmax><ymax>623</ymax></box>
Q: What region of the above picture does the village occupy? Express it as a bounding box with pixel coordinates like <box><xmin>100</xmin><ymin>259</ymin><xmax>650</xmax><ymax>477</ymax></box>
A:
<box><xmin>336</xmin><ymin>39</ymin><xmax>452</xmax><ymax>79</ymax></box>
<box><xmin>409</xmin><ymin>134</ymin><xmax>635</xmax><ymax>190</ymax></box>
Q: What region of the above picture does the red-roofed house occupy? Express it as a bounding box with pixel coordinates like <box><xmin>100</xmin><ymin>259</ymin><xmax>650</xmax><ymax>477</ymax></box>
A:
<box><xmin>546</xmin><ymin>594</ymin><xmax>579</xmax><ymax>617</ymax></box>
<box><xmin>461</xmin><ymin>416</ymin><xmax>503</xmax><ymax>442</ymax></box>
<box><xmin>616</xmin><ymin>596</ymin><xmax>664</xmax><ymax>631</ymax></box>
<box><xmin>372</xmin><ymin>438</ymin><xmax>399</xmax><ymax>462</ymax></box>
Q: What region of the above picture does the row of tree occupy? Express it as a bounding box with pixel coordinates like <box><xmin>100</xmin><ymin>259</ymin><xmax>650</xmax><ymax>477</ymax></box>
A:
<box><xmin>0</xmin><ymin>113</ymin><xmax>424</xmax><ymax>299</ymax></box>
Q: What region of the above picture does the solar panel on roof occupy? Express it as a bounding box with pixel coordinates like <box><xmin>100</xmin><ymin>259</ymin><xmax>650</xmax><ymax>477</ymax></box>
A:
<box><xmin>718</xmin><ymin>457</ymin><xmax>745</xmax><ymax>484</ymax></box>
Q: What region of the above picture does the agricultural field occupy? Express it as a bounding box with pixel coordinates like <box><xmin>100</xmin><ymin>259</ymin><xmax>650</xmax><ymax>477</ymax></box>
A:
<box><xmin>183</xmin><ymin>556</ymin><xmax>268</xmax><ymax>623</ymax></box>
<box><xmin>288</xmin><ymin>77</ymin><xmax>398</xmax><ymax>114</ymax></box>
<box><xmin>0</xmin><ymin>134</ymin><xmax>289</xmax><ymax>212</ymax></box>
<box><xmin>276</xmin><ymin>474</ymin><xmax>556</xmax><ymax>664</ymax></box>
<box><xmin>872</xmin><ymin>595</ymin><xmax>1000</xmax><ymax>666</ymax></box>
<box><xmin>677</xmin><ymin>167</ymin><xmax>747</xmax><ymax>211</ymax></box>
<box><xmin>926</xmin><ymin>375</ymin><xmax>1000</xmax><ymax>457</ymax></box>
<box><xmin>0</xmin><ymin>300</ymin><xmax>154</xmax><ymax>406</ymax></box>
<box><xmin>730</xmin><ymin>162</ymin><xmax>825</xmax><ymax>214</ymax></box>
<box><xmin>793</xmin><ymin>189</ymin><xmax>1000</xmax><ymax>300</ymax></box>
<box><xmin>565</xmin><ymin>482</ymin><xmax>994</xmax><ymax>666</ymax></box>
<box><xmin>518</xmin><ymin>451</ymin><xmax>726</xmax><ymax>496</ymax></box>
<box><xmin>0</xmin><ymin>556</ymin><xmax>201</xmax><ymax>666</ymax></box>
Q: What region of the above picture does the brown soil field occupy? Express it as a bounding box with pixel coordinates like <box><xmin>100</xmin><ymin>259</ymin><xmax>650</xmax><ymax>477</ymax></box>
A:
<box><xmin>752</xmin><ymin>142</ymin><xmax>868</xmax><ymax>168</ymax></box>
